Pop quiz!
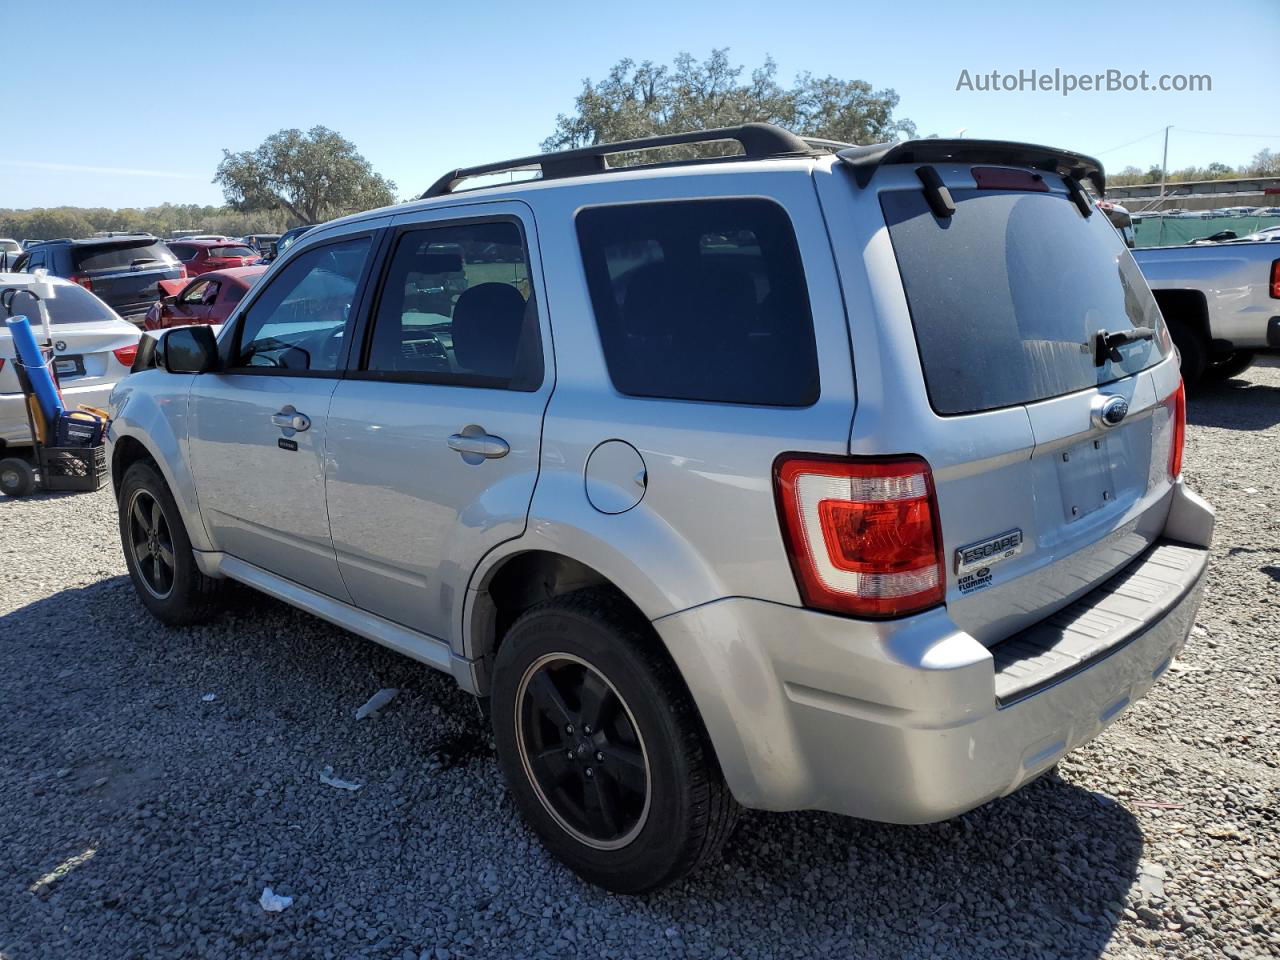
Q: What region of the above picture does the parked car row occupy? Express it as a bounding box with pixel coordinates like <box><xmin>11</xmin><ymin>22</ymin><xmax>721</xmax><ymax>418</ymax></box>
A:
<box><xmin>1134</xmin><ymin>205</ymin><xmax>1280</xmax><ymax>219</ymax></box>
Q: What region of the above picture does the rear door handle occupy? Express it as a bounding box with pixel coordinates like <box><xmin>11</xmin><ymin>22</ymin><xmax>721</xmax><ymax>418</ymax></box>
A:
<box><xmin>447</xmin><ymin>431</ymin><xmax>509</xmax><ymax>460</ymax></box>
<box><xmin>271</xmin><ymin>407</ymin><xmax>311</xmax><ymax>431</ymax></box>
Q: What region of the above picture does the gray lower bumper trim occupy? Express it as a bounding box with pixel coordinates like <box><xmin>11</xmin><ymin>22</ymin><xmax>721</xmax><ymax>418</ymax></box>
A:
<box><xmin>991</xmin><ymin>539</ymin><xmax>1209</xmax><ymax>706</ymax></box>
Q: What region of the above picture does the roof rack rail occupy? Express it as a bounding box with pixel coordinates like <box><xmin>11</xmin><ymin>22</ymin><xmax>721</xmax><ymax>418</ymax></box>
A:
<box><xmin>421</xmin><ymin>122</ymin><xmax>817</xmax><ymax>199</ymax></box>
<box><xmin>837</xmin><ymin>138</ymin><xmax>1106</xmax><ymax>195</ymax></box>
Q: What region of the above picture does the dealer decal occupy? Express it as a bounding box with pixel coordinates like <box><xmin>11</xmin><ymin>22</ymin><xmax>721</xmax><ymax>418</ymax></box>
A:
<box><xmin>957</xmin><ymin>566</ymin><xmax>994</xmax><ymax>595</ymax></box>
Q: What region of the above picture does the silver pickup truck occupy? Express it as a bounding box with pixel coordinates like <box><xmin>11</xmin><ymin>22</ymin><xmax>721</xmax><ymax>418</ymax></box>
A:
<box><xmin>1134</xmin><ymin>239</ymin><xmax>1280</xmax><ymax>386</ymax></box>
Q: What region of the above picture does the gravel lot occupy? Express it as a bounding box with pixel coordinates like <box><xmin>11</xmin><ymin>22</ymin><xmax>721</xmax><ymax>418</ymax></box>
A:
<box><xmin>1</xmin><ymin>359</ymin><xmax>1276</xmax><ymax>960</ymax></box>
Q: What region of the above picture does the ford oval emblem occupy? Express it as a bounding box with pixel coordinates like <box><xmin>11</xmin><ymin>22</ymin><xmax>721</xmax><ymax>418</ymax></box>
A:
<box><xmin>1098</xmin><ymin>395</ymin><xmax>1129</xmax><ymax>427</ymax></box>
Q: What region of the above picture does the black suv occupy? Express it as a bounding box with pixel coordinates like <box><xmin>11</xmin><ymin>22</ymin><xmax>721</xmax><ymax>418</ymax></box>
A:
<box><xmin>14</xmin><ymin>236</ymin><xmax>184</xmax><ymax>324</ymax></box>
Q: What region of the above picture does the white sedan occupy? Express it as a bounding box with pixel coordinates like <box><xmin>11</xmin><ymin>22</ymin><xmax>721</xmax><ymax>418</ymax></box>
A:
<box><xmin>0</xmin><ymin>272</ymin><xmax>141</xmax><ymax>448</ymax></box>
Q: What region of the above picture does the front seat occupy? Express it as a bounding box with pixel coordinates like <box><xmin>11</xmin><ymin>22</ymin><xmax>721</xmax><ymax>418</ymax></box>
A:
<box><xmin>450</xmin><ymin>282</ymin><xmax>527</xmax><ymax>383</ymax></box>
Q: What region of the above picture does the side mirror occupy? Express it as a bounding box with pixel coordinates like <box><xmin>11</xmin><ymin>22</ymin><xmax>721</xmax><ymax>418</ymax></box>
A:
<box><xmin>163</xmin><ymin>325</ymin><xmax>220</xmax><ymax>374</ymax></box>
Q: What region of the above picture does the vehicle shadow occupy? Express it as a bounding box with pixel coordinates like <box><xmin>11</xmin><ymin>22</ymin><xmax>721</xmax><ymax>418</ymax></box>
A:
<box><xmin>1187</xmin><ymin>355</ymin><xmax>1280</xmax><ymax>431</ymax></box>
<box><xmin>1</xmin><ymin>577</ymin><xmax>1144</xmax><ymax>960</ymax></box>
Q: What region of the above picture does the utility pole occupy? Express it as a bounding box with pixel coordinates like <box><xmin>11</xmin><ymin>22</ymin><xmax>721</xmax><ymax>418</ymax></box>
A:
<box><xmin>1159</xmin><ymin>125</ymin><xmax>1171</xmax><ymax>204</ymax></box>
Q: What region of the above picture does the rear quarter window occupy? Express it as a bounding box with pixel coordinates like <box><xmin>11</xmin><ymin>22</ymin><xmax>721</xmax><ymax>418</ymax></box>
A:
<box><xmin>576</xmin><ymin>198</ymin><xmax>819</xmax><ymax>406</ymax></box>
<box><xmin>882</xmin><ymin>186</ymin><xmax>1169</xmax><ymax>415</ymax></box>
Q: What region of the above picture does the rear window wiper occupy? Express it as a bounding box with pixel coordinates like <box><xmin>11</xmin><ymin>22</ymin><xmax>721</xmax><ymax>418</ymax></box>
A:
<box><xmin>131</xmin><ymin>257</ymin><xmax>161</xmax><ymax>268</ymax></box>
<box><xmin>1094</xmin><ymin>326</ymin><xmax>1154</xmax><ymax>366</ymax></box>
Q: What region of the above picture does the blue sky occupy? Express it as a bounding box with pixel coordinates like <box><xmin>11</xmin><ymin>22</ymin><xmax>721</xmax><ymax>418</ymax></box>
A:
<box><xmin>2</xmin><ymin>0</ymin><xmax>1277</xmax><ymax>209</ymax></box>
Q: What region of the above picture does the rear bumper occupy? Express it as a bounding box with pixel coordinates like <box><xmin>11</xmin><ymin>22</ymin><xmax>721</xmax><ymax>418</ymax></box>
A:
<box><xmin>0</xmin><ymin>382</ymin><xmax>117</xmax><ymax>446</ymax></box>
<box><xmin>655</xmin><ymin>481</ymin><xmax>1213</xmax><ymax>823</ymax></box>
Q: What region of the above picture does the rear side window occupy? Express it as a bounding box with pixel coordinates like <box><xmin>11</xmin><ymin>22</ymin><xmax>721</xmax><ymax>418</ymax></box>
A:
<box><xmin>882</xmin><ymin>186</ymin><xmax>1169</xmax><ymax>416</ymax></box>
<box><xmin>73</xmin><ymin>242</ymin><xmax>176</xmax><ymax>272</ymax></box>
<box><xmin>208</xmin><ymin>245</ymin><xmax>257</xmax><ymax>259</ymax></box>
<box><xmin>170</xmin><ymin>244</ymin><xmax>196</xmax><ymax>261</ymax></box>
<box><xmin>576</xmin><ymin>199</ymin><xmax>819</xmax><ymax>406</ymax></box>
<box><xmin>363</xmin><ymin>220</ymin><xmax>542</xmax><ymax>390</ymax></box>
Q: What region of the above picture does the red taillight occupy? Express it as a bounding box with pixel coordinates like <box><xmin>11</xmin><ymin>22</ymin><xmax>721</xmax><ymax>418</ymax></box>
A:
<box><xmin>113</xmin><ymin>345</ymin><xmax>138</xmax><ymax>368</ymax></box>
<box><xmin>1269</xmin><ymin>259</ymin><xmax>1279</xmax><ymax>299</ymax></box>
<box><xmin>1165</xmin><ymin>381</ymin><xmax>1186</xmax><ymax>478</ymax></box>
<box><xmin>774</xmin><ymin>455</ymin><xmax>945</xmax><ymax>618</ymax></box>
<box><xmin>70</xmin><ymin>274</ymin><xmax>93</xmax><ymax>291</ymax></box>
<box><xmin>177</xmin><ymin>265</ymin><xmax>188</xmax><ymax>279</ymax></box>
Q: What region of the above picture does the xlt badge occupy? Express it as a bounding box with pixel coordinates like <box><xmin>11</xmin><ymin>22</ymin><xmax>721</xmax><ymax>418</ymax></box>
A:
<box><xmin>955</xmin><ymin>529</ymin><xmax>1024</xmax><ymax>575</ymax></box>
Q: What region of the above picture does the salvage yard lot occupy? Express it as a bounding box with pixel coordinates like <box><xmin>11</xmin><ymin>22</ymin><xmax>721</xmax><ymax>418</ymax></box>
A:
<box><xmin>1</xmin><ymin>361</ymin><xmax>1277</xmax><ymax>960</ymax></box>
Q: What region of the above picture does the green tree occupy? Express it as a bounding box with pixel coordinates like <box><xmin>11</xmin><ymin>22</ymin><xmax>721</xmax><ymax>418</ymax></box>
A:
<box><xmin>1246</xmin><ymin>148</ymin><xmax>1279</xmax><ymax>177</ymax></box>
<box><xmin>214</xmin><ymin>126</ymin><xmax>397</xmax><ymax>225</ymax></box>
<box><xmin>542</xmin><ymin>50</ymin><xmax>914</xmax><ymax>158</ymax></box>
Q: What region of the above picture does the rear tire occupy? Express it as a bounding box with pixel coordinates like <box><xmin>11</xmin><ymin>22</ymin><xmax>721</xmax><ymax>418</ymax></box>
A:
<box><xmin>1202</xmin><ymin>350</ymin><xmax>1255</xmax><ymax>383</ymax></box>
<box><xmin>0</xmin><ymin>457</ymin><xmax>36</xmax><ymax>497</ymax></box>
<box><xmin>118</xmin><ymin>461</ymin><xmax>222</xmax><ymax>625</ymax></box>
<box><xmin>491</xmin><ymin>588</ymin><xmax>738</xmax><ymax>894</ymax></box>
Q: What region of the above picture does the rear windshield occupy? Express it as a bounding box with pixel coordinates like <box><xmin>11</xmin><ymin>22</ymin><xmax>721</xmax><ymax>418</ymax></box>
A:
<box><xmin>1</xmin><ymin>240</ymin><xmax>20</xmax><ymax>253</ymax></box>
<box><xmin>73</xmin><ymin>242</ymin><xmax>177</xmax><ymax>273</ymax></box>
<box><xmin>576</xmin><ymin>198</ymin><xmax>820</xmax><ymax>406</ymax></box>
<box><xmin>209</xmin><ymin>245</ymin><xmax>257</xmax><ymax>259</ymax></box>
<box><xmin>882</xmin><ymin>186</ymin><xmax>1169</xmax><ymax>415</ymax></box>
<box><xmin>1</xmin><ymin>284</ymin><xmax>114</xmax><ymax>324</ymax></box>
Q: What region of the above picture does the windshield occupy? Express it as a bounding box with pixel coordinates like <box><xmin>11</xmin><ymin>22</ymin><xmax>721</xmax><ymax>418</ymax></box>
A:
<box><xmin>1</xmin><ymin>283</ymin><xmax>116</xmax><ymax>324</ymax></box>
<box><xmin>882</xmin><ymin>186</ymin><xmax>1170</xmax><ymax>416</ymax></box>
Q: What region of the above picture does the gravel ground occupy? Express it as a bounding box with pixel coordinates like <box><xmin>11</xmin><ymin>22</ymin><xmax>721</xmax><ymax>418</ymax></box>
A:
<box><xmin>1</xmin><ymin>359</ymin><xmax>1277</xmax><ymax>960</ymax></box>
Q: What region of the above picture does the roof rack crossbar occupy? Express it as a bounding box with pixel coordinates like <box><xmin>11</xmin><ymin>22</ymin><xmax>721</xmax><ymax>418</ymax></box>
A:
<box><xmin>837</xmin><ymin>138</ymin><xmax>1106</xmax><ymax>195</ymax></box>
<box><xmin>421</xmin><ymin>122</ymin><xmax>816</xmax><ymax>199</ymax></box>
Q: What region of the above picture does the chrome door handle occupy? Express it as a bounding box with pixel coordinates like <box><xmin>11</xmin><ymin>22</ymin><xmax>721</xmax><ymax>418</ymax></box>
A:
<box><xmin>271</xmin><ymin>408</ymin><xmax>311</xmax><ymax>431</ymax></box>
<box><xmin>447</xmin><ymin>432</ymin><xmax>510</xmax><ymax>460</ymax></box>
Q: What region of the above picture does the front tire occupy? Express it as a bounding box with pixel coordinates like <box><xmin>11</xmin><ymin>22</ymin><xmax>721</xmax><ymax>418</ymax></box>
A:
<box><xmin>118</xmin><ymin>461</ymin><xmax>222</xmax><ymax>625</ymax></box>
<box><xmin>491</xmin><ymin>589</ymin><xmax>738</xmax><ymax>894</ymax></box>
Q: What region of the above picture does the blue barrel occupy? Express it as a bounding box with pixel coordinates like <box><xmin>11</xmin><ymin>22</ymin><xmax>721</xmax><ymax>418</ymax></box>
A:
<box><xmin>4</xmin><ymin>315</ymin><xmax>64</xmax><ymax>425</ymax></box>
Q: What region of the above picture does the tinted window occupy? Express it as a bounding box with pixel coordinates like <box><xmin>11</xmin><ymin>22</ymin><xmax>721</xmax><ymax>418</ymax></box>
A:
<box><xmin>181</xmin><ymin>279</ymin><xmax>218</xmax><ymax>304</ymax></box>
<box><xmin>576</xmin><ymin>199</ymin><xmax>819</xmax><ymax>406</ymax></box>
<box><xmin>73</xmin><ymin>242</ymin><xmax>177</xmax><ymax>272</ymax></box>
<box><xmin>1</xmin><ymin>284</ymin><xmax>114</xmax><ymax>324</ymax></box>
<box><xmin>234</xmin><ymin>236</ymin><xmax>370</xmax><ymax>372</ymax></box>
<box><xmin>364</xmin><ymin>221</ymin><xmax>542</xmax><ymax>390</ymax></box>
<box><xmin>882</xmin><ymin>188</ymin><xmax>1170</xmax><ymax>415</ymax></box>
<box><xmin>208</xmin><ymin>245</ymin><xmax>256</xmax><ymax>259</ymax></box>
<box><xmin>170</xmin><ymin>244</ymin><xmax>196</xmax><ymax>261</ymax></box>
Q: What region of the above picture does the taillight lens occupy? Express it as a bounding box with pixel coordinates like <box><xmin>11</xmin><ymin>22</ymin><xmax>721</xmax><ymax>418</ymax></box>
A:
<box><xmin>1269</xmin><ymin>259</ymin><xmax>1279</xmax><ymax>299</ymax></box>
<box><xmin>774</xmin><ymin>455</ymin><xmax>945</xmax><ymax>618</ymax></box>
<box><xmin>70</xmin><ymin>274</ymin><xmax>93</xmax><ymax>291</ymax></box>
<box><xmin>113</xmin><ymin>345</ymin><xmax>139</xmax><ymax>368</ymax></box>
<box><xmin>1165</xmin><ymin>381</ymin><xmax>1186</xmax><ymax>478</ymax></box>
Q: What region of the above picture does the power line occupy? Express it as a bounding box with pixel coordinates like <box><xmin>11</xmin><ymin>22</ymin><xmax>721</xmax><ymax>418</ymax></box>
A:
<box><xmin>1096</xmin><ymin>128</ymin><xmax>1167</xmax><ymax>155</ymax></box>
<box><xmin>1176</xmin><ymin>129</ymin><xmax>1280</xmax><ymax>140</ymax></box>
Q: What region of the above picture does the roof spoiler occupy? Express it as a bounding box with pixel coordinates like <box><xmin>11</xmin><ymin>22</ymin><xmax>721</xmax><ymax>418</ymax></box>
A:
<box><xmin>837</xmin><ymin>139</ymin><xmax>1105</xmax><ymax>195</ymax></box>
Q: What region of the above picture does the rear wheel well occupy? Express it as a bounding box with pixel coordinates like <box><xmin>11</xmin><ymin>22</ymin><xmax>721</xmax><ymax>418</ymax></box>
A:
<box><xmin>111</xmin><ymin>436</ymin><xmax>159</xmax><ymax>497</ymax></box>
<box><xmin>1152</xmin><ymin>288</ymin><xmax>1212</xmax><ymax>347</ymax></box>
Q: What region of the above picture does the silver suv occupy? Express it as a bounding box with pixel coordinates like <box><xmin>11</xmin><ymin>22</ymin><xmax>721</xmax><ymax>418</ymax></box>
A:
<box><xmin>107</xmin><ymin>124</ymin><xmax>1214</xmax><ymax>893</ymax></box>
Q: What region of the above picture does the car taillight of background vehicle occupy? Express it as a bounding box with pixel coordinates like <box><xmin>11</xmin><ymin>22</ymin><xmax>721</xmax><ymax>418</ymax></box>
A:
<box><xmin>1165</xmin><ymin>381</ymin><xmax>1187</xmax><ymax>479</ymax></box>
<box><xmin>1270</xmin><ymin>259</ymin><xmax>1280</xmax><ymax>299</ymax></box>
<box><xmin>70</xmin><ymin>274</ymin><xmax>93</xmax><ymax>291</ymax></box>
<box><xmin>774</xmin><ymin>455</ymin><xmax>945</xmax><ymax>618</ymax></box>
<box><xmin>113</xmin><ymin>345</ymin><xmax>138</xmax><ymax>368</ymax></box>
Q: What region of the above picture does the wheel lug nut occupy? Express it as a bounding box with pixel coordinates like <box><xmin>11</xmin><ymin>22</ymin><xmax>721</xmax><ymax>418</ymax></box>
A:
<box><xmin>584</xmin><ymin>767</ymin><xmax>594</xmax><ymax>778</ymax></box>
<box><xmin>566</xmin><ymin>750</ymin><xmax>575</xmax><ymax>761</ymax></box>
<box><xmin>583</xmin><ymin>724</ymin><xmax>592</xmax><ymax>734</ymax></box>
<box><xmin>595</xmin><ymin>752</ymin><xmax>604</xmax><ymax>762</ymax></box>
<box><xmin>565</xmin><ymin>723</ymin><xmax>575</xmax><ymax>734</ymax></box>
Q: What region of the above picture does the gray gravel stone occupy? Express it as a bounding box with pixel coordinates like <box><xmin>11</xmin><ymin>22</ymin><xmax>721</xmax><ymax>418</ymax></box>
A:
<box><xmin>1</xmin><ymin>359</ymin><xmax>1277</xmax><ymax>959</ymax></box>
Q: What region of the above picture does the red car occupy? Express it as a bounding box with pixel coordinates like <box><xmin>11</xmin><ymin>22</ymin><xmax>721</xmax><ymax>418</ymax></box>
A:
<box><xmin>143</xmin><ymin>266</ymin><xmax>267</xmax><ymax>330</ymax></box>
<box><xmin>167</xmin><ymin>239</ymin><xmax>262</xmax><ymax>277</ymax></box>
